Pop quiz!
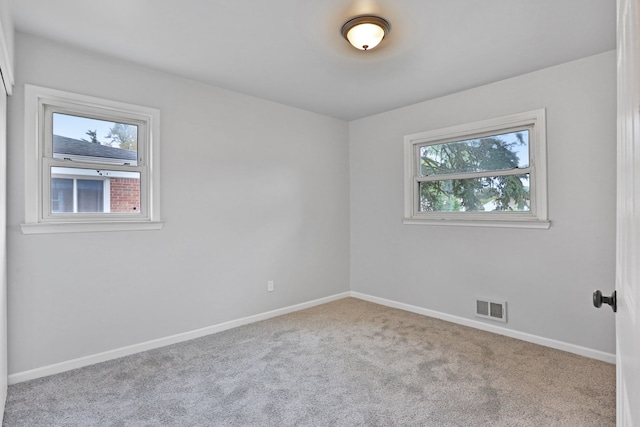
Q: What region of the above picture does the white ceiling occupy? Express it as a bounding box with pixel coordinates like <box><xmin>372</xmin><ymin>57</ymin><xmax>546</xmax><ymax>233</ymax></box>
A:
<box><xmin>8</xmin><ymin>0</ymin><xmax>616</xmax><ymax>121</ymax></box>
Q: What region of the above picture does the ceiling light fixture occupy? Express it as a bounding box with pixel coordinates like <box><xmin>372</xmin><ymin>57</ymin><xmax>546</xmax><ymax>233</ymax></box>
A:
<box><xmin>341</xmin><ymin>15</ymin><xmax>391</xmax><ymax>51</ymax></box>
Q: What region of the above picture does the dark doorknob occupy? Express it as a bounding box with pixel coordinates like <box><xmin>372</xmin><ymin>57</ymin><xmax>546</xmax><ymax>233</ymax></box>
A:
<box><xmin>593</xmin><ymin>290</ymin><xmax>617</xmax><ymax>312</ymax></box>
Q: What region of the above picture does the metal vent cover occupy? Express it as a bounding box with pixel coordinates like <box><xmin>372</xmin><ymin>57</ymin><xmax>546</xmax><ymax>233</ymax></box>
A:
<box><xmin>476</xmin><ymin>298</ymin><xmax>507</xmax><ymax>322</ymax></box>
<box><xmin>476</xmin><ymin>300</ymin><xmax>489</xmax><ymax>316</ymax></box>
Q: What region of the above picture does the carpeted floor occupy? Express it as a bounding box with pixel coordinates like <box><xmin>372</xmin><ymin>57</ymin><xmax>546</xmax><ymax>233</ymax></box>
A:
<box><xmin>3</xmin><ymin>298</ymin><xmax>615</xmax><ymax>426</ymax></box>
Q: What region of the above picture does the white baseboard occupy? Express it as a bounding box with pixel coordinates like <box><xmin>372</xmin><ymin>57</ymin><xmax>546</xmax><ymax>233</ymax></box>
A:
<box><xmin>350</xmin><ymin>291</ymin><xmax>616</xmax><ymax>364</ymax></box>
<box><xmin>9</xmin><ymin>289</ymin><xmax>614</xmax><ymax>384</ymax></box>
<box><xmin>8</xmin><ymin>292</ymin><xmax>351</xmax><ymax>385</ymax></box>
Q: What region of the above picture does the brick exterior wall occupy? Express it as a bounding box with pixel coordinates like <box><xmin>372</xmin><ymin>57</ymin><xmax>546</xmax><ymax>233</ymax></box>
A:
<box><xmin>110</xmin><ymin>178</ymin><xmax>140</xmax><ymax>213</ymax></box>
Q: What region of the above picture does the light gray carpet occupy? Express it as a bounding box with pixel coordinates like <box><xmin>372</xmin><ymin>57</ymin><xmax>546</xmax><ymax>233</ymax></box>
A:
<box><xmin>3</xmin><ymin>298</ymin><xmax>615</xmax><ymax>426</ymax></box>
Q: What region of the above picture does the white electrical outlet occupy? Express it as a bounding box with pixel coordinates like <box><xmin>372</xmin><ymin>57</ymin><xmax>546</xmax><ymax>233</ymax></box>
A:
<box><xmin>267</xmin><ymin>280</ymin><xmax>274</xmax><ymax>292</ymax></box>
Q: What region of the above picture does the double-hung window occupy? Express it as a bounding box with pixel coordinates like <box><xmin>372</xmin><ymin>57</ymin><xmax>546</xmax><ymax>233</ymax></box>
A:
<box><xmin>22</xmin><ymin>85</ymin><xmax>162</xmax><ymax>234</ymax></box>
<box><xmin>404</xmin><ymin>109</ymin><xmax>549</xmax><ymax>228</ymax></box>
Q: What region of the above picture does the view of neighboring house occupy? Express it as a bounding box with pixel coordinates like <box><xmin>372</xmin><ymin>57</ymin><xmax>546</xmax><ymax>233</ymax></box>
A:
<box><xmin>51</xmin><ymin>135</ymin><xmax>140</xmax><ymax>214</ymax></box>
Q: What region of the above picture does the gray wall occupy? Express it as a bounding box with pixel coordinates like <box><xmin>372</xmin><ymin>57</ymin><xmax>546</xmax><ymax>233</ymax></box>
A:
<box><xmin>6</xmin><ymin>33</ymin><xmax>350</xmax><ymax>374</ymax></box>
<box><xmin>349</xmin><ymin>51</ymin><xmax>617</xmax><ymax>354</ymax></box>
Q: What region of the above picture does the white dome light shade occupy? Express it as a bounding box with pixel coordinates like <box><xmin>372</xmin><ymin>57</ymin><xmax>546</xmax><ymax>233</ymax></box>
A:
<box><xmin>341</xmin><ymin>16</ymin><xmax>391</xmax><ymax>51</ymax></box>
<box><xmin>346</xmin><ymin>23</ymin><xmax>385</xmax><ymax>50</ymax></box>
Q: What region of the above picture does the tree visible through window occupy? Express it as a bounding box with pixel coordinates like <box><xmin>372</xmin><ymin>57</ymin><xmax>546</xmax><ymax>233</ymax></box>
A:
<box><xmin>419</xmin><ymin>131</ymin><xmax>530</xmax><ymax>212</ymax></box>
<box><xmin>404</xmin><ymin>109</ymin><xmax>549</xmax><ymax>228</ymax></box>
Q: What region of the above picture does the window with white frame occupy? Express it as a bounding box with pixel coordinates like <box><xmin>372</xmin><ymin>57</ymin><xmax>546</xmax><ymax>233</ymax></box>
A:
<box><xmin>22</xmin><ymin>85</ymin><xmax>162</xmax><ymax>234</ymax></box>
<box><xmin>403</xmin><ymin>109</ymin><xmax>549</xmax><ymax>228</ymax></box>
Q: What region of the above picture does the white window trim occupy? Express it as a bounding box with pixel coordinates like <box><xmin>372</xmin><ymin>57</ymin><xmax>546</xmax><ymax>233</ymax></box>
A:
<box><xmin>21</xmin><ymin>84</ymin><xmax>163</xmax><ymax>234</ymax></box>
<box><xmin>403</xmin><ymin>109</ymin><xmax>550</xmax><ymax>229</ymax></box>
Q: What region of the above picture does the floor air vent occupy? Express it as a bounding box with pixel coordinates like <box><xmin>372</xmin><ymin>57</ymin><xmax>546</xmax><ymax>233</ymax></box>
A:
<box><xmin>476</xmin><ymin>298</ymin><xmax>507</xmax><ymax>322</ymax></box>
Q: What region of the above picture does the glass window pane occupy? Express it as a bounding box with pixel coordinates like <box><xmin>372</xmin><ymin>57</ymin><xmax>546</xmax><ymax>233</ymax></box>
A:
<box><xmin>419</xmin><ymin>130</ymin><xmax>529</xmax><ymax>176</ymax></box>
<box><xmin>51</xmin><ymin>178</ymin><xmax>73</xmax><ymax>213</ymax></box>
<box><xmin>109</xmin><ymin>175</ymin><xmax>142</xmax><ymax>214</ymax></box>
<box><xmin>51</xmin><ymin>167</ymin><xmax>141</xmax><ymax>215</ymax></box>
<box><xmin>419</xmin><ymin>174</ymin><xmax>530</xmax><ymax>212</ymax></box>
<box><xmin>52</xmin><ymin>113</ymin><xmax>138</xmax><ymax>166</ymax></box>
<box><xmin>77</xmin><ymin>180</ymin><xmax>104</xmax><ymax>213</ymax></box>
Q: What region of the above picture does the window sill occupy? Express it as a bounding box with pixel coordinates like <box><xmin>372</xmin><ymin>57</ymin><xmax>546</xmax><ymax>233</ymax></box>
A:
<box><xmin>403</xmin><ymin>217</ymin><xmax>551</xmax><ymax>229</ymax></box>
<box><xmin>20</xmin><ymin>220</ymin><xmax>164</xmax><ymax>234</ymax></box>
